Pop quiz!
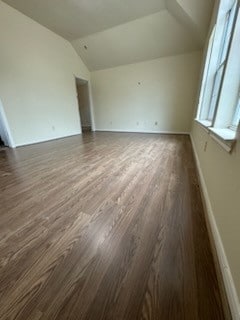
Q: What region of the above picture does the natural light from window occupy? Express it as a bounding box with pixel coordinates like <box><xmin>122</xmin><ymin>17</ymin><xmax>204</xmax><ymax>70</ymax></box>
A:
<box><xmin>195</xmin><ymin>0</ymin><xmax>240</xmax><ymax>151</ymax></box>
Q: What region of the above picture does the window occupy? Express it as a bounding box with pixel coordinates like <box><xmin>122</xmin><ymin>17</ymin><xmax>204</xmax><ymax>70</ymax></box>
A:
<box><xmin>232</xmin><ymin>90</ymin><xmax>240</xmax><ymax>128</ymax></box>
<box><xmin>207</xmin><ymin>3</ymin><xmax>236</xmax><ymax>122</ymax></box>
<box><xmin>195</xmin><ymin>0</ymin><xmax>240</xmax><ymax>151</ymax></box>
<box><xmin>207</xmin><ymin>63</ymin><xmax>224</xmax><ymax>121</ymax></box>
<box><xmin>197</xmin><ymin>28</ymin><xmax>215</xmax><ymax>123</ymax></box>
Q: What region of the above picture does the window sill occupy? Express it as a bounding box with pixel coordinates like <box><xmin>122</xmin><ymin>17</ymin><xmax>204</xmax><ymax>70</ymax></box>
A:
<box><xmin>209</xmin><ymin>128</ymin><xmax>236</xmax><ymax>153</ymax></box>
<box><xmin>194</xmin><ymin>119</ymin><xmax>212</xmax><ymax>132</ymax></box>
<box><xmin>194</xmin><ymin>119</ymin><xmax>237</xmax><ymax>152</ymax></box>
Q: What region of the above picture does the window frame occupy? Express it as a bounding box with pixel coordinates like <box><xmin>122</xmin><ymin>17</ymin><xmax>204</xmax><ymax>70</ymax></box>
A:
<box><xmin>207</xmin><ymin>61</ymin><xmax>225</xmax><ymax>121</ymax></box>
<box><xmin>196</xmin><ymin>27</ymin><xmax>215</xmax><ymax>122</ymax></box>
<box><xmin>195</xmin><ymin>0</ymin><xmax>240</xmax><ymax>152</ymax></box>
<box><xmin>231</xmin><ymin>90</ymin><xmax>240</xmax><ymax>129</ymax></box>
<box><xmin>207</xmin><ymin>3</ymin><xmax>237</xmax><ymax>122</ymax></box>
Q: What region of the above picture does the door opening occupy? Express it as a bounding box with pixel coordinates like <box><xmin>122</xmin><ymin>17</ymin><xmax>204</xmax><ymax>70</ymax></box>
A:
<box><xmin>0</xmin><ymin>98</ymin><xmax>14</xmax><ymax>148</ymax></box>
<box><xmin>75</xmin><ymin>78</ymin><xmax>92</xmax><ymax>133</ymax></box>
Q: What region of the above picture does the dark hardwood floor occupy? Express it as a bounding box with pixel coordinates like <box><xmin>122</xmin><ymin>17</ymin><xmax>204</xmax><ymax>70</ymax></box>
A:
<box><xmin>0</xmin><ymin>132</ymin><xmax>230</xmax><ymax>320</ymax></box>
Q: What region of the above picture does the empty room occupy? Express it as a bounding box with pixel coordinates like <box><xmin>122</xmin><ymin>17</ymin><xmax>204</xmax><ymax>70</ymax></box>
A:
<box><xmin>0</xmin><ymin>0</ymin><xmax>240</xmax><ymax>319</ymax></box>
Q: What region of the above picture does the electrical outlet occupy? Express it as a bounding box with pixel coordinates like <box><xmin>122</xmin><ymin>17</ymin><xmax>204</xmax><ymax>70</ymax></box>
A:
<box><xmin>155</xmin><ymin>121</ymin><xmax>158</xmax><ymax>126</ymax></box>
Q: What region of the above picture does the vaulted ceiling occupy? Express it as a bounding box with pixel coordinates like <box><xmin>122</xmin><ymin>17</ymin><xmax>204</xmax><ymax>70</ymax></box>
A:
<box><xmin>2</xmin><ymin>0</ymin><xmax>166</xmax><ymax>40</ymax></box>
<box><xmin>2</xmin><ymin>0</ymin><xmax>215</xmax><ymax>70</ymax></box>
<box><xmin>72</xmin><ymin>10</ymin><xmax>200</xmax><ymax>71</ymax></box>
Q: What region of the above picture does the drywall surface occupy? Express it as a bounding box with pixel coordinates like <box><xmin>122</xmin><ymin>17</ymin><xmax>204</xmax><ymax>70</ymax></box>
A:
<box><xmin>0</xmin><ymin>1</ymin><xmax>89</xmax><ymax>146</ymax></box>
<box><xmin>91</xmin><ymin>52</ymin><xmax>202</xmax><ymax>133</ymax></box>
<box><xmin>77</xmin><ymin>85</ymin><xmax>91</xmax><ymax>128</ymax></box>
<box><xmin>1</xmin><ymin>0</ymin><xmax>166</xmax><ymax>40</ymax></box>
<box><xmin>176</xmin><ymin>0</ymin><xmax>214</xmax><ymax>42</ymax></box>
<box><xmin>191</xmin><ymin>122</ymin><xmax>240</xmax><ymax>301</ymax></box>
<box><xmin>72</xmin><ymin>10</ymin><xmax>200</xmax><ymax>71</ymax></box>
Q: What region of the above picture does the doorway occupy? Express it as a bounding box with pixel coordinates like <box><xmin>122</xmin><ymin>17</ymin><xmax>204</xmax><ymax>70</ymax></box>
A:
<box><xmin>0</xmin><ymin>98</ymin><xmax>14</xmax><ymax>148</ymax></box>
<box><xmin>75</xmin><ymin>78</ymin><xmax>92</xmax><ymax>132</ymax></box>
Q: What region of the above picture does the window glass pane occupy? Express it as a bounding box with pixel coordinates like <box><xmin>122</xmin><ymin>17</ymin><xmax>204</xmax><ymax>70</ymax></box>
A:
<box><xmin>207</xmin><ymin>3</ymin><xmax>236</xmax><ymax>122</ymax></box>
<box><xmin>232</xmin><ymin>96</ymin><xmax>240</xmax><ymax>127</ymax></box>
<box><xmin>196</xmin><ymin>1</ymin><xmax>238</xmax><ymax>123</ymax></box>
<box><xmin>219</xmin><ymin>2</ymin><xmax>237</xmax><ymax>65</ymax></box>
<box><xmin>219</xmin><ymin>11</ymin><xmax>231</xmax><ymax>64</ymax></box>
<box><xmin>208</xmin><ymin>64</ymin><xmax>225</xmax><ymax>121</ymax></box>
<box><xmin>198</xmin><ymin>28</ymin><xmax>215</xmax><ymax>119</ymax></box>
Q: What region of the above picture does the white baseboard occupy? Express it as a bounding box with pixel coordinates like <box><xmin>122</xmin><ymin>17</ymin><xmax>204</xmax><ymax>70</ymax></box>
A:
<box><xmin>95</xmin><ymin>128</ymin><xmax>189</xmax><ymax>135</ymax></box>
<box><xmin>13</xmin><ymin>129</ymin><xmax>188</xmax><ymax>147</ymax></box>
<box><xmin>190</xmin><ymin>134</ymin><xmax>240</xmax><ymax>320</ymax></box>
<box><xmin>15</xmin><ymin>132</ymin><xmax>82</xmax><ymax>148</ymax></box>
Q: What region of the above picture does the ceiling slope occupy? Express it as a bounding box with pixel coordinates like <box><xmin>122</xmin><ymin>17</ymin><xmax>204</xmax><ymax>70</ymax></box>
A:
<box><xmin>2</xmin><ymin>0</ymin><xmax>214</xmax><ymax>70</ymax></box>
<box><xmin>1</xmin><ymin>0</ymin><xmax>166</xmax><ymax>40</ymax></box>
<box><xmin>167</xmin><ymin>0</ymin><xmax>215</xmax><ymax>46</ymax></box>
<box><xmin>72</xmin><ymin>10</ymin><xmax>201</xmax><ymax>71</ymax></box>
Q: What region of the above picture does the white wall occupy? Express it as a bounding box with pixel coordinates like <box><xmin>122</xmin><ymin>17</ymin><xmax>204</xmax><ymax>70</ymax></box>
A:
<box><xmin>0</xmin><ymin>1</ymin><xmax>90</xmax><ymax>147</ymax></box>
<box><xmin>176</xmin><ymin>0</ymin><xmax>214</xmax><ymax>42</ymax></box>
<box><xmin>191</xmin><ymin>1</ymin><xmax>240</xmax><ymax>316</ymax></box>
<box><xmin>191</xmin><ymin>123</ymin><xmax>240</xmax><ymax>317</ymax></box>
<box><xmin>91</xmin><ymin>52</ymin><xmax>202</xmax><ymax>133</ymax></box>
<box><xmin>166</xmin><ymin>0</ymin><xmax>214</xmax><ymax>46</ymax></box>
